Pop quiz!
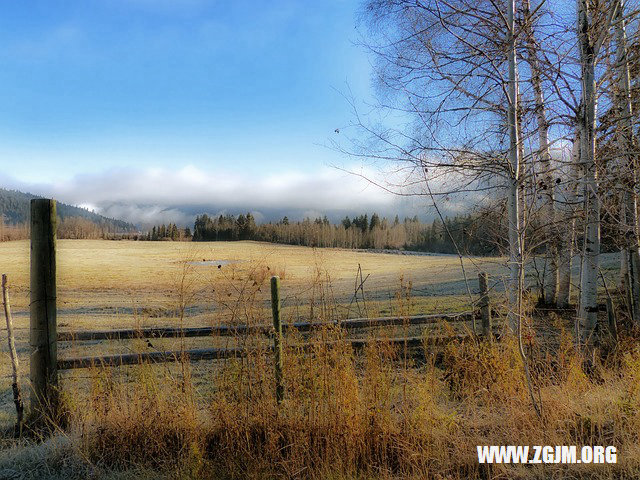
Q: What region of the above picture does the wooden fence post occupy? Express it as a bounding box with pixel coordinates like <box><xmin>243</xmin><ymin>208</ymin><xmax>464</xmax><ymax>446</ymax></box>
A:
<box><xmin>606</xmin><ymin>297</ymin><xmax>618</xmax><ymax>344</ymax></box>
<box><xmin>478</xmin><ymin>272</ymin><xmax>492</xmax><ymax>340</ymax></box>
<box><xmin>3</xmin><ymin>275</ymin><xmax>24</xmax><ymax>435</ymax></box>
<box><xmin>271</xmin><ymin>276</ymin><xmax>284</xmax><ymax>404</ymax></box>
<box><xmin>30</xmin><ymin>199</ymin><xmax>58</xmax><ymax>420</ymax></box>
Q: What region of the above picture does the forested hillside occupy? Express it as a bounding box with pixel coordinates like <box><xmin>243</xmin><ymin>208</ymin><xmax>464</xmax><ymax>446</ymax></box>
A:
<box><xmin>0</xmin><ymin>188</ymin><xmax>136</xmax><ymax>240</ymax></box>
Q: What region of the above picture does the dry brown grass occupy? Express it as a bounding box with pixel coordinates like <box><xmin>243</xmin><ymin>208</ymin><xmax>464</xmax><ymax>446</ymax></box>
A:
<box><xmin>0</xmin><ymin>240</ymin><xmax>636</xmax><ymax>479</ymax></box>
<box><xmin>0</xmin><ymin>239</ymin><xmax>480</xmax><ymax>425</ymax></box>
<box><xmin>53</xmin><ymin>329</ymin><xmax>640</xmax><ymax>480</ymax></box>
<box><xmin>55</xmin><ymin>272</ymin><xmax>640</xmax><ymax>479</ymax></box>
<box><xmin>0</xmin><ymin>239</ymin><xmax>497</xmax><ymax>312</ymax></box>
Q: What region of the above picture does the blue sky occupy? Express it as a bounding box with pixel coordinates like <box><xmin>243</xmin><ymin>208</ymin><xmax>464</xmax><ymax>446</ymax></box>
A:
<box><xmin>0</xmin><ymin>0</ymin><xmax>434</xmax><ymax>225</ymax></box>
<box><xmin>0</xmin><ymin>0</ymin><xmax>372</xmax><ymax>180</ymax></box>
<box><xmin>0</xmin><ymin>0</ymin><xmax>591</xmax><ymax>227</ymax></box>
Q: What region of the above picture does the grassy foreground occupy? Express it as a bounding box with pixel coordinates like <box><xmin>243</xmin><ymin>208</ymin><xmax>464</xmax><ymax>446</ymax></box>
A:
<box><xmin>1</xmin><ymin>326</ymin><xmax>640</xmax><ymax>479</ymax></box>
<box><xmin>0</xmin><ymin>240</ymin><xmax>636</xmax><ymax>478</ymax></box>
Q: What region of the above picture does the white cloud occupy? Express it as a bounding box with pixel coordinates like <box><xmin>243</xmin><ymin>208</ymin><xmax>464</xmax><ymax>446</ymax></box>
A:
<box><xmin>98</xmin><ymin>204</ymin><xmax>190</xmax><ymax>226</ymax></box>
<box><xmin>1</xmin><ymin>162</ymin><xmax>480</xmax><ymax>226</ymax></box>
<box><xmin>84</xmin><ymin>166</ymin><xmax>384</xmax><ymax>206</ymax></box>
<box><xmin>10</xmin><ymin>164</ymin><xmax>426</xmax><ymax>226</ymax></box>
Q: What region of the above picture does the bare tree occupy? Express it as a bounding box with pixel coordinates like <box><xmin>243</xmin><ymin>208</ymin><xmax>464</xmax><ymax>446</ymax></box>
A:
<box><xmin>522</xmin><ymin>0</ymin><xmax>558</xmax><ymax>305</ymax></box>
<box><xmin>613</xmin><ymin>0</ymin><xmax>640</xmax><ymax>324</ymax></box>
<box><xmin>351</xmin><ymin>0</ymin><xmax>533</xmax><ymax>331</ymax></box>
<box><xmin>556</xmin><ymin>131</ymin><xmax>581</xmax><ymax>308</ymax></box>
<box><xmin>351</xmin><ymin>0</ymin><xmax>640</xmax><ymax>360</ymax></box>
<box><xmin>507</xmin><ymin>0</ymin><xmax>524</xmax><ymax>332</ymax></box>
<box><xmin>575</xmin><ymin>0</ymin><xmax>619</xmax><ymax>346</ymax></box>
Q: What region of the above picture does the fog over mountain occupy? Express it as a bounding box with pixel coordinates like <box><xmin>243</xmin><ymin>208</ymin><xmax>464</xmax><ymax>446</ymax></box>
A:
<box><xmin>2</xmin><ymin>165</ymin><xmax>473</xmax><ymax>228</ymax></box>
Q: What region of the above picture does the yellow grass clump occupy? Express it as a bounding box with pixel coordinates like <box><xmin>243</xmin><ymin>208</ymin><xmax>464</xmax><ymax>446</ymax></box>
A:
<box><xmin>53</xmin><ymin>327</ymin><xmax>640</xmax><ymax>480</ymax></box>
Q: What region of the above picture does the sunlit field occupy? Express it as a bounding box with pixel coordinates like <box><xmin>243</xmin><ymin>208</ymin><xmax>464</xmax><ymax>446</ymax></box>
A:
<box><xmin>0</xmin><ymin>240</ymin><xmax>496</xmax><ymax>415</ymax></box>
<box><xmin>0</xmin><ymin>239</ymin><xmax>508</xmax><ymax>337</ymax></box>
<box><xmin>1</xmin><ymin>238</ymin><xmax>501</xmax><ymax>310</ymax></box>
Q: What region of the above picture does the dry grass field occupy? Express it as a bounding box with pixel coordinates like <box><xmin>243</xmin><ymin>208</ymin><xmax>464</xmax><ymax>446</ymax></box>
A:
<box><xmin>0</xmin><ymin>239</ymin><xmax>636</xmax><ymax>480</ymax></box>
<box><xmin>0</xmin><ymin>238</ymin><xmax>501</xmax><ymax>311</ymax></box>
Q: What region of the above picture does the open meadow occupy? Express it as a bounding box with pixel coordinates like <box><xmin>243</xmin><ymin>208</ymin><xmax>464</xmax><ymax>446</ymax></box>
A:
<box><xmin>0</xmin><ymin>239</ymin><xmax>500</xmax><ymax>419</ymax></box>
<box><xmin>0</xmin><ymin>239</ymin><xmax>502</xmax><ymax>314</ymax></box>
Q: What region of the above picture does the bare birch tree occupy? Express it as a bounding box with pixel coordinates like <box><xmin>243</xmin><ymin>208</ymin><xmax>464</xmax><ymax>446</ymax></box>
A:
<box><xmin>352</xmin><ymin>0</ymin><xmax>640</xmax><ymax>357</ymax></box>
<box><xmin>557</xmin><ymin>131</ymin><xmax>581</xmax><ymax>307</ymax></box>
<box><xmin>506</xmin><ymin>0</ymin><xmax>524</xmax><ymax>333</ymax></box>
<box><xmin>351</xmin><ymin>0</ymin><xmax>530</xmax><ymax>331</ymax></box>
<box><xmin>575</xmin><ymin>0</ymin><xmax>620</xmax><ymax>347</ymax></box>
<box><xmin>522</xmin><ymin>0</ymin><xmax>558</xmax><ymax>306</ymax></box>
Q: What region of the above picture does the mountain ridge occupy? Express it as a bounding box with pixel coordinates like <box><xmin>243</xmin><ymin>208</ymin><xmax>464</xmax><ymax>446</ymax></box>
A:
<box><xmin>0</xmin><ymin>187</ymin><xmax>137</xmax><ymax>232</ymax></box>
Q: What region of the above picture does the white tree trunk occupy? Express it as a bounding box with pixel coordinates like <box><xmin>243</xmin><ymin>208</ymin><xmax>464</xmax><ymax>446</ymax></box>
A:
<box><xmin>506</xmin><ymin>0</ymin><xmax>522</xmax><ymax>333</ymax></box>
<box><xmin>557</xmin><ymin>132</ymin><xmax>581</xmax><ymax>308</ymax></box>
<box><xmin>620</xmin><ymin>196</ymin><xmax>630</xmax><ymax>293</ymax></box>
<box><xmin>577</xmin><ymin>0</ymin><xmax>600</xmax><ymax>344</ymax></box>
<box><xmin>523</xmin><ymin>0</ymin><xmax>557</xmax><ymax>305</ymax></box>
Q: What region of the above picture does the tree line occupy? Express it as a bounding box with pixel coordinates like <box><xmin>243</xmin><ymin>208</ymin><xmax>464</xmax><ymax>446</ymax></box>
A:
<box><xmin>0</xmin><ymin>216</ymin><xmax>137</xmax><ymax>241</ymax></box>
<box><xmin>148</xmin><ymin>211</ymin><xmax>500</xmax><ymax>255</ymax></box>
<box><xmin>145</xmin><ymin>223</ymin><xmax>192</xmax><ymax>241</ymax></box>
<box><xmin>0</xmin><ymin>188</ymin><xmax>135</xmax><ymax>231</ymax></box>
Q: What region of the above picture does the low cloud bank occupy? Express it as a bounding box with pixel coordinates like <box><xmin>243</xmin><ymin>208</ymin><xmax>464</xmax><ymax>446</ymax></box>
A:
<box><xmin>3</xmin><ymin>165</ymin><xmax>472</xmax><ymax>227</ymax></box>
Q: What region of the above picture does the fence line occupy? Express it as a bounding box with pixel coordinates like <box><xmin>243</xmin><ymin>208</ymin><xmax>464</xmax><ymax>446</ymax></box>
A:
<box><xmin>56</xmin><ymin>311</ymin><xmax>475</xmax><ymax>342</ymax></box>
<box><xmin>57</xmin><ymin>333</ymin><xmax>477</xmax><ymax>370</ymax></box>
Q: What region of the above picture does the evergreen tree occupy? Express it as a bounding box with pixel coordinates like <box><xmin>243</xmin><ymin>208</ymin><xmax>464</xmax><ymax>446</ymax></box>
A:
<box><xmin>370</xmin><ymin>213</ymin><xmax>380</xmax><ymax>231</ymax></box>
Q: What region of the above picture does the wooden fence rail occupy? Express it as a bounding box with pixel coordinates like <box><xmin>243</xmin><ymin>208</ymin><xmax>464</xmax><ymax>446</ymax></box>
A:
<box><xmin>58</xmin><ymin>346</ymin><xmax>246</xmax><ymax>370</ymax></box>
<box><xmin>57</xmin><ymin>333</ymin><xmax>476</xmax><ymax>370</ymax></box>
<box><xmin>56</xmin><ymin>312</ymin><xmax>475</xmax><ymax>342</ymax></box>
